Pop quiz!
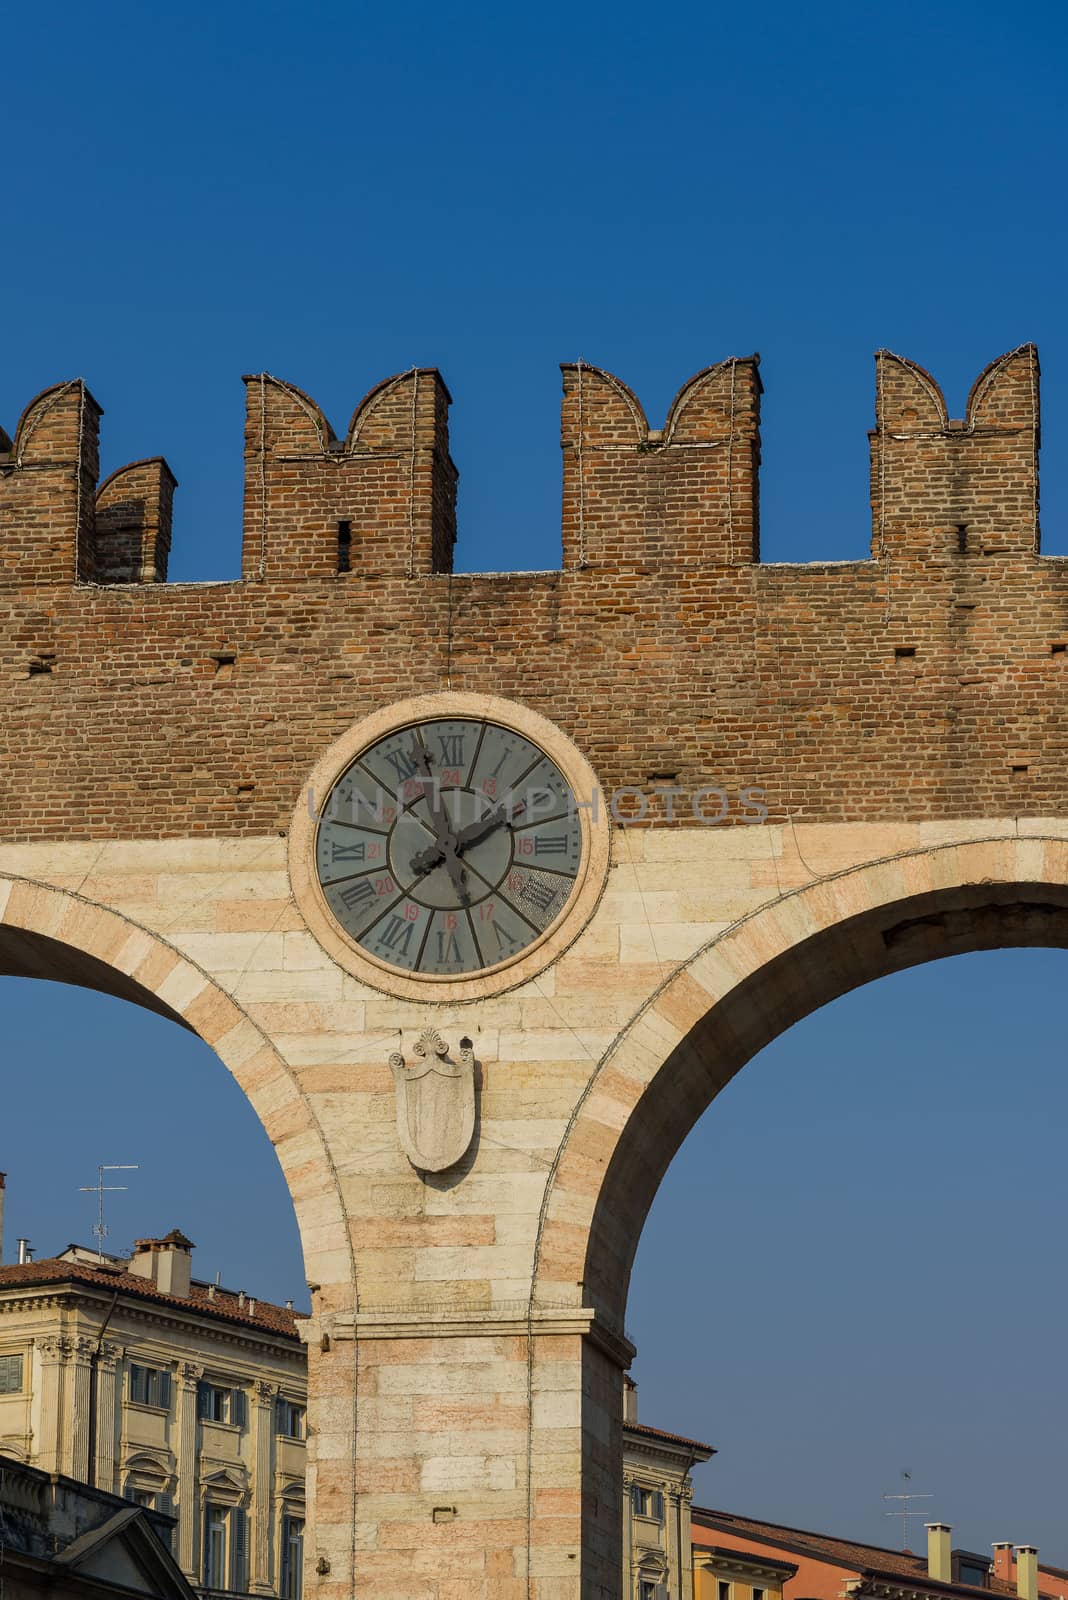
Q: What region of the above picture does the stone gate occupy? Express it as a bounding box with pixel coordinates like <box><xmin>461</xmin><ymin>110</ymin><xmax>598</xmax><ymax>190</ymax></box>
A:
<box><xmin>0</xmin><ymin>344</ymin><xmax>1062</xmax><ymax>1598</ymax></box>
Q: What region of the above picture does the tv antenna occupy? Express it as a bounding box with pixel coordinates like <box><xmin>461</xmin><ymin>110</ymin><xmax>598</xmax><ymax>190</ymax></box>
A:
<box><xmin>883</xmin><ymin>1470</ymin><xmax>934</xmax><ymax>1551</ymax></box>
<box><xmin>79</xmin><ymin>1164</ymin><xmax>139</xmax><ymax>1263</ymax></box>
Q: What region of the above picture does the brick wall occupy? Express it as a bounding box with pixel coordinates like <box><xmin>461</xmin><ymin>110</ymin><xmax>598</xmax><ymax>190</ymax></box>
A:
<box><xmin>0</xmin><ymin>345</ymin><xmax>1060</xmax><ymax>843</ymax></box>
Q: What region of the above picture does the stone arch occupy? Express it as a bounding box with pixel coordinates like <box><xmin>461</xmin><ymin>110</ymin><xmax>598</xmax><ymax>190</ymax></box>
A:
<box><xmin>533</xmin><ymin>834</ymin><xmax>1068</xmax><ymax>1331</ymax></box>
<box><xmin>0</xmin><ymin>873</ymin><xmax>350</xmax><ymax>1312</ymax></box>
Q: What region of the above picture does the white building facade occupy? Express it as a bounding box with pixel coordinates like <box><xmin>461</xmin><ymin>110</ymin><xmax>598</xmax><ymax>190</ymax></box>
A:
<box><xmin>0</xmin><ymin>1230</ymin><xmax>306</xmax><ymax>1597</ymax></box>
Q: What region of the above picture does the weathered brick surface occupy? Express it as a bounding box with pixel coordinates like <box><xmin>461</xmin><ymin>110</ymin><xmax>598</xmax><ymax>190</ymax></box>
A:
<box><xmin>0</xmin><ymin>345</ymin><xmax>1057</xmax><ymax>843</ymax></box>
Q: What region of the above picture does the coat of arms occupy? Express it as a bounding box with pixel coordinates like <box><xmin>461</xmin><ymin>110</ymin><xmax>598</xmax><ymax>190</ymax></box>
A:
<box><xmin>389</xmin><ymin>1029</ymin><xmax>476</xmax><ymax>1174</ymax></box>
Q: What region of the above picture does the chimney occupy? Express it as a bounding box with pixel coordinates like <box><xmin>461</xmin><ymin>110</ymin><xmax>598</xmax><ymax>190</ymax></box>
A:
<box><xmin>128</xmin><ymin>1230</ymin><xmax>194</xmax><ymax>1297</ymax></box>
<box><xmin>927</xmin><ymin>1524</ymin><xmax>952</xmax><ymax>1583</ymax></box>
<box><xmin>0</xmin><ymin>1172</ymin><xmax>5</xmax><ymax>1265</ymax></box>
<box><xmin>623</xmin><ymin>1375</ymin><xmax>638</xmax><ymax>1424</ymax></box>
<box><xmin>994</xmin><ymin>1545</ymin><xmax>1015</xmax><ymax>1585</ymax></box>
<box><xmin>16</xmin><ymin>1239</ymin><xmax>32</xmax><ymax>1264</ymax></box>
<box><xmin>1016</xmin><ymin>1548</ymin><xmax>1038</xmax><ymax>1600</ymax></box>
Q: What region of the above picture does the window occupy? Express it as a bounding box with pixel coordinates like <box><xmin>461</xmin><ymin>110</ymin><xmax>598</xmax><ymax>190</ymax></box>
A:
<box><xmin>276</xmin><ymin>1397</ymin><xmax>307</xmax><ymax>1440</ymax></box>
<box><xmin>959</xmin><ymin>1564</ymin><xmax>989</xmax><ymax>1589</ymax></box>
<box><xmin>753</xmin><ymin>1588</ymin><xmax>765</xmax><ymax>1600</ymax></box>
<box><xmin>631</xmin><ymin>1485</ymin><xmax>664</xmax><ymax>1521</ymax></box>
<box><xmin>124</xmin><ymin>1483</ymin><xmax>174</xmax><ymax>1550</ymax></box>
<box><xmin>202</xmin><ymin>1503</ymin><xmax>247</xmax><ymax>1591</ymax></box>
<box><xmin>719</xmin><ymin>1583</ymin><xmax>732</xmax><ymax>1600</ymax></box>
<box><xmin>639</xmin><ymin>1583</ymin><xmax>662</xmax><ymax>1600</ymax></box>
<box><xmin>0</xmin><ymin>1354</ymin><xmax>24</xmax><ymax>1394</ymax></box>
<box><xmin>197</xmin><ymin>1381</ymin><xmax>248</xmax><ymax>1427</ymax></box>
<box><xmin>281</xmin><ymin>1514</ymin><xmax>305</xmax><ymax>1600</ymax></box>
<box><xmin>129</xmin><ymin>1364</ymin><xmax>171</xmax><ymax>1410</ymax></box>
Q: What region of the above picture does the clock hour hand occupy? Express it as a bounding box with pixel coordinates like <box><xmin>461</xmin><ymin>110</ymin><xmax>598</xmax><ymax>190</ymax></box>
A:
<box><xmin>409</xmin><ymin>839</ymin><xmax>446</xmax><ymax>876</ymax></box>
<box><xmin>408</xmin><ymin>834</ymin><xmax>470</xmax><ymax>901</ymax></box>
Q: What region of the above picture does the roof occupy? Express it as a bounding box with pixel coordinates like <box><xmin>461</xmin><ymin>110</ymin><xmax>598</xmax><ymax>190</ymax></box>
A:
<box><xmin>0</xmin><ymin>1257</ymin><xmax>304</xmax><ymax>1341</ymax></box>
<box><xmin>625</xmin><ymin>1419</ymin><xmax>716</xmax><ymax>1455</ymax></box>
<box><xmin>690</xmin><ymin>1510</ymin><xmax>1035</xmax><ymax>1600</ymax></box>
<box><xmin>696</xmin><ymin>1543</ymin><xmax>799</xmax><ymax>1576</ymax></box>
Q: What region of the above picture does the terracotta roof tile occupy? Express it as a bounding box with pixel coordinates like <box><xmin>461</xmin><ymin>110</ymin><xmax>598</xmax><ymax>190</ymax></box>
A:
<box><xmin>0</xmin><ymin>1259</ymin><xmax>303</xmax><ymax>1341</ymax></box>
<box><xmin>691</xmin><ymin>1510</ymin><xmax>1030</xmax><ymax>1599</ymax></box>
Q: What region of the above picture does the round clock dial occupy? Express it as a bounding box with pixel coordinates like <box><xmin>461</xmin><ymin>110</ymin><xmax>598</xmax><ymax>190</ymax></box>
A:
<box><xmin>314</xmin><ymin>717</ymin><xmax>583</xmax><ymax>977</ymax></box>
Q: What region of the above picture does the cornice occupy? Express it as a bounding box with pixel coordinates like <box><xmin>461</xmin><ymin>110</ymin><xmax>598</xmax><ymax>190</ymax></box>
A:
<box><xmin>319</xmin><ymin>1304</ymin><xmax>635</xmax><ymax>1368</ymax></box>
<box><xmin>624</xmin><ymin>1435</ymin><xmax>702</xmax><ymax>1472</ymax></box>
<box><xmin>0</xmin><ymin>1282</ymin><xmax>303</xmax><ymax>1362</ymax></box>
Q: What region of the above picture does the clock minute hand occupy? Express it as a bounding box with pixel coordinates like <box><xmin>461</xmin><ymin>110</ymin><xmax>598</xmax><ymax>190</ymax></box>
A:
<box><xmin>414</xmin><ymin>740</ymin><xmax>454</xmax><ymax>846</ymax></box>
<box><xmin>413</xmin><ymin>740</ymin><xmax>470</xmax><ymax>903</ymax></box>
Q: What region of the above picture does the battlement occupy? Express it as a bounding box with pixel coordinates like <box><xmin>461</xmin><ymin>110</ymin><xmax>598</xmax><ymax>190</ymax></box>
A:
<box><xmin>0</xmin><ymin>344</ymin><xmax>1036</xmax><ymax>588</ymax></box>
<box><xmin>871</xmin><ymin>345</ymin><xmax>1039</xmax><ymax>562</ymax></box>
<box><xmin>1</xmin><ymin>343</ymin><xmax>1062</xmax><ymax>847</ymax></box>
<box><xmin>0</xmin><ymin>346</ymin><xmax>1041</xmax><ymax>586</ymax></box>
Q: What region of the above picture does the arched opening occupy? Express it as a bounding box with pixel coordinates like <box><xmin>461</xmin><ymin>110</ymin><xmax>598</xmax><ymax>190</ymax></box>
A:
<box><xmin>628</xmin><ymin>943</ymin><xmax>1068</xmax><ymax>1550</ymax></box>
<box><xmin>532</xmin><ymin>836</ymin><xmax>1068</xmax><ymax>1592</ymax></box>
<box><xmin>0</xmin><ymin>874</ymin><xmax>345</xmax><ymax>1288</ymax></box>
<box><xmin>0</xmin><ymin>874</ymin><xmax>349</xmax><ymax>1595</ymax></box>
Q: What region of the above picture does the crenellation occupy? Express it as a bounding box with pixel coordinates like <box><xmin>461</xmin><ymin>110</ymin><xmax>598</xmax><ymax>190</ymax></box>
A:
<box><xmin>0</xmin><ymin>378</ymin><xmax>101</xmax><ymax>586</ymax></box>
<box><xmin>241</xmin><ymin>368</ymin><xmax>456</xmax><ymax>582</ymax></box>
<box><xmin>560</xmin><ymin>357</ymin><xmax>761</xmax><ymax>569</ymax></box>
<box><xmin>871</xmin><ymin>344</ymin><xmax>1039</xmax><ymax>561</ymax></box>
<box><xmin>95</xmin><ymin>455</ymin><xmax>176</xmax><ymax>583</ymax></box>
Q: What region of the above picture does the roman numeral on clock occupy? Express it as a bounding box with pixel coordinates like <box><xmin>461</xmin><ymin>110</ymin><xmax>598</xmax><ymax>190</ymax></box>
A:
<box><xmin>436</xmin><ymin>930</ymin><xmax>462</xmax><ymax>964</ymax></box>
<box><xmin>338</xmin><ymin>878</ymin><xmax>375</xmax><ymax>911</ymax></box>
<box><xmin>384</xmin><ymin>745</ymin><xmax>419</xmax><ymax>782</ymax></box>
<box><xmin>437</xmin><ymin>733</ymin><xmax>465</xmax><ymax>766</ymax></box>
<box><xmin>332</xmin><ymin>841</ymin><xmax>366</xmax><ymax>862</ymax></box>
<box><xmin>492</xmin><ymin>920</ymin><xmax>523</xmax><ymax>953</ymax></box>
<box><xmin>377</xmin><ymin>915</ymin><xmax>416</xmax><ymax>956</ymax></box>
<box><xmin>519</xmin><ymin>878</ymin><xmax>559</xmax><ymax>914</ymax></box>
<box><xmin>534</xmin><ymin>834</ymin><xmax>568</xmax><ymax>855</ymax></box>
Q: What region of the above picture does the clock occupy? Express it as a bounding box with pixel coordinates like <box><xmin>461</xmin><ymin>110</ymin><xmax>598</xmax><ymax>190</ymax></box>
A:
<box><xmin>290</xmin><ymin>693</ymin><xmax>609</xmax><ymax>998</ymax></box>
<box><xmin>315</xmin><ymin>717</ymin><xmax>582</xmax><ymax>977</ymax></box>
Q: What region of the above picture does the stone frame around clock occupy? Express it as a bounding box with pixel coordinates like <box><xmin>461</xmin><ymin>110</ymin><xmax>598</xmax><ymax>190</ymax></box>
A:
<box><xmin>287</xmin><ymin>691</ymin><xmax>612</xmax><ymax>1002</ymax></box>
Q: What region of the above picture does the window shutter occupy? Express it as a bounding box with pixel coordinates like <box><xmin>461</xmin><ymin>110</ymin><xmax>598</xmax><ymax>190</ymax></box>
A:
<box><xmin>0</xmin><ymin>1355</ymin><xmax>23</xmax><ymax>1394</ymax></box>
<box><xmin>652</xmin><ymin>1489</ymin><xmax>664</xmax><ymax>1521</ymax></box>
<box><xmin>154</xmin><ymin>1493</ymin><xmax>174</xmax><ymax>1551</ymax></box>
<box><xmin>275</xmin><ymin>1395</ymin><xmax>285</xmax><ymax>1435</ymax></box>
<box><xmin>197</xmin><ymin>1381</ymin><xmax>210</xmax><ymax>1420</ymax></box>
<box><xmin>201</xmin><ymin>1505</ymin><xmax>212</xmax><ymax>1588</ymax></box>
<box><xmin>158</xmin><ymin>1370</ymin><xmax>172</xmax><ymax>1411</ymax></box>
<box><xmin>230</xmin><ymin>1505</ymin><xmax>248</xmax><ymax>1591</ymax></box>
<box><xmin>231</xmin><ymin>1386</ymin><xmax>248</xmax><ymax>1428</ymax></box>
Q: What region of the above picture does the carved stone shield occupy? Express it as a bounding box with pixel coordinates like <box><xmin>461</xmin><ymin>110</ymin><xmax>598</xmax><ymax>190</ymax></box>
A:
<box><xmin>389</xmin><ymin>1029</ymin><xmax>476</xmax><ymax>1174</ymax></box>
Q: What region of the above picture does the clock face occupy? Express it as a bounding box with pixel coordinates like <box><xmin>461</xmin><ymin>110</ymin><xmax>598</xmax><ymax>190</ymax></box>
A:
<box><xmin>314</xmin><ymin>717</ymin><xmax>584</xmax><ymax>977</ymax></box>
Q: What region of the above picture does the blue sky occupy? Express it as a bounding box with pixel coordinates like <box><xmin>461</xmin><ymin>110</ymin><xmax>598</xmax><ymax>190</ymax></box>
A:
<box><xmin>3</xmin><ymin>0</ymin><xmax>1068</xmax><ymax>1565</ymax></box>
